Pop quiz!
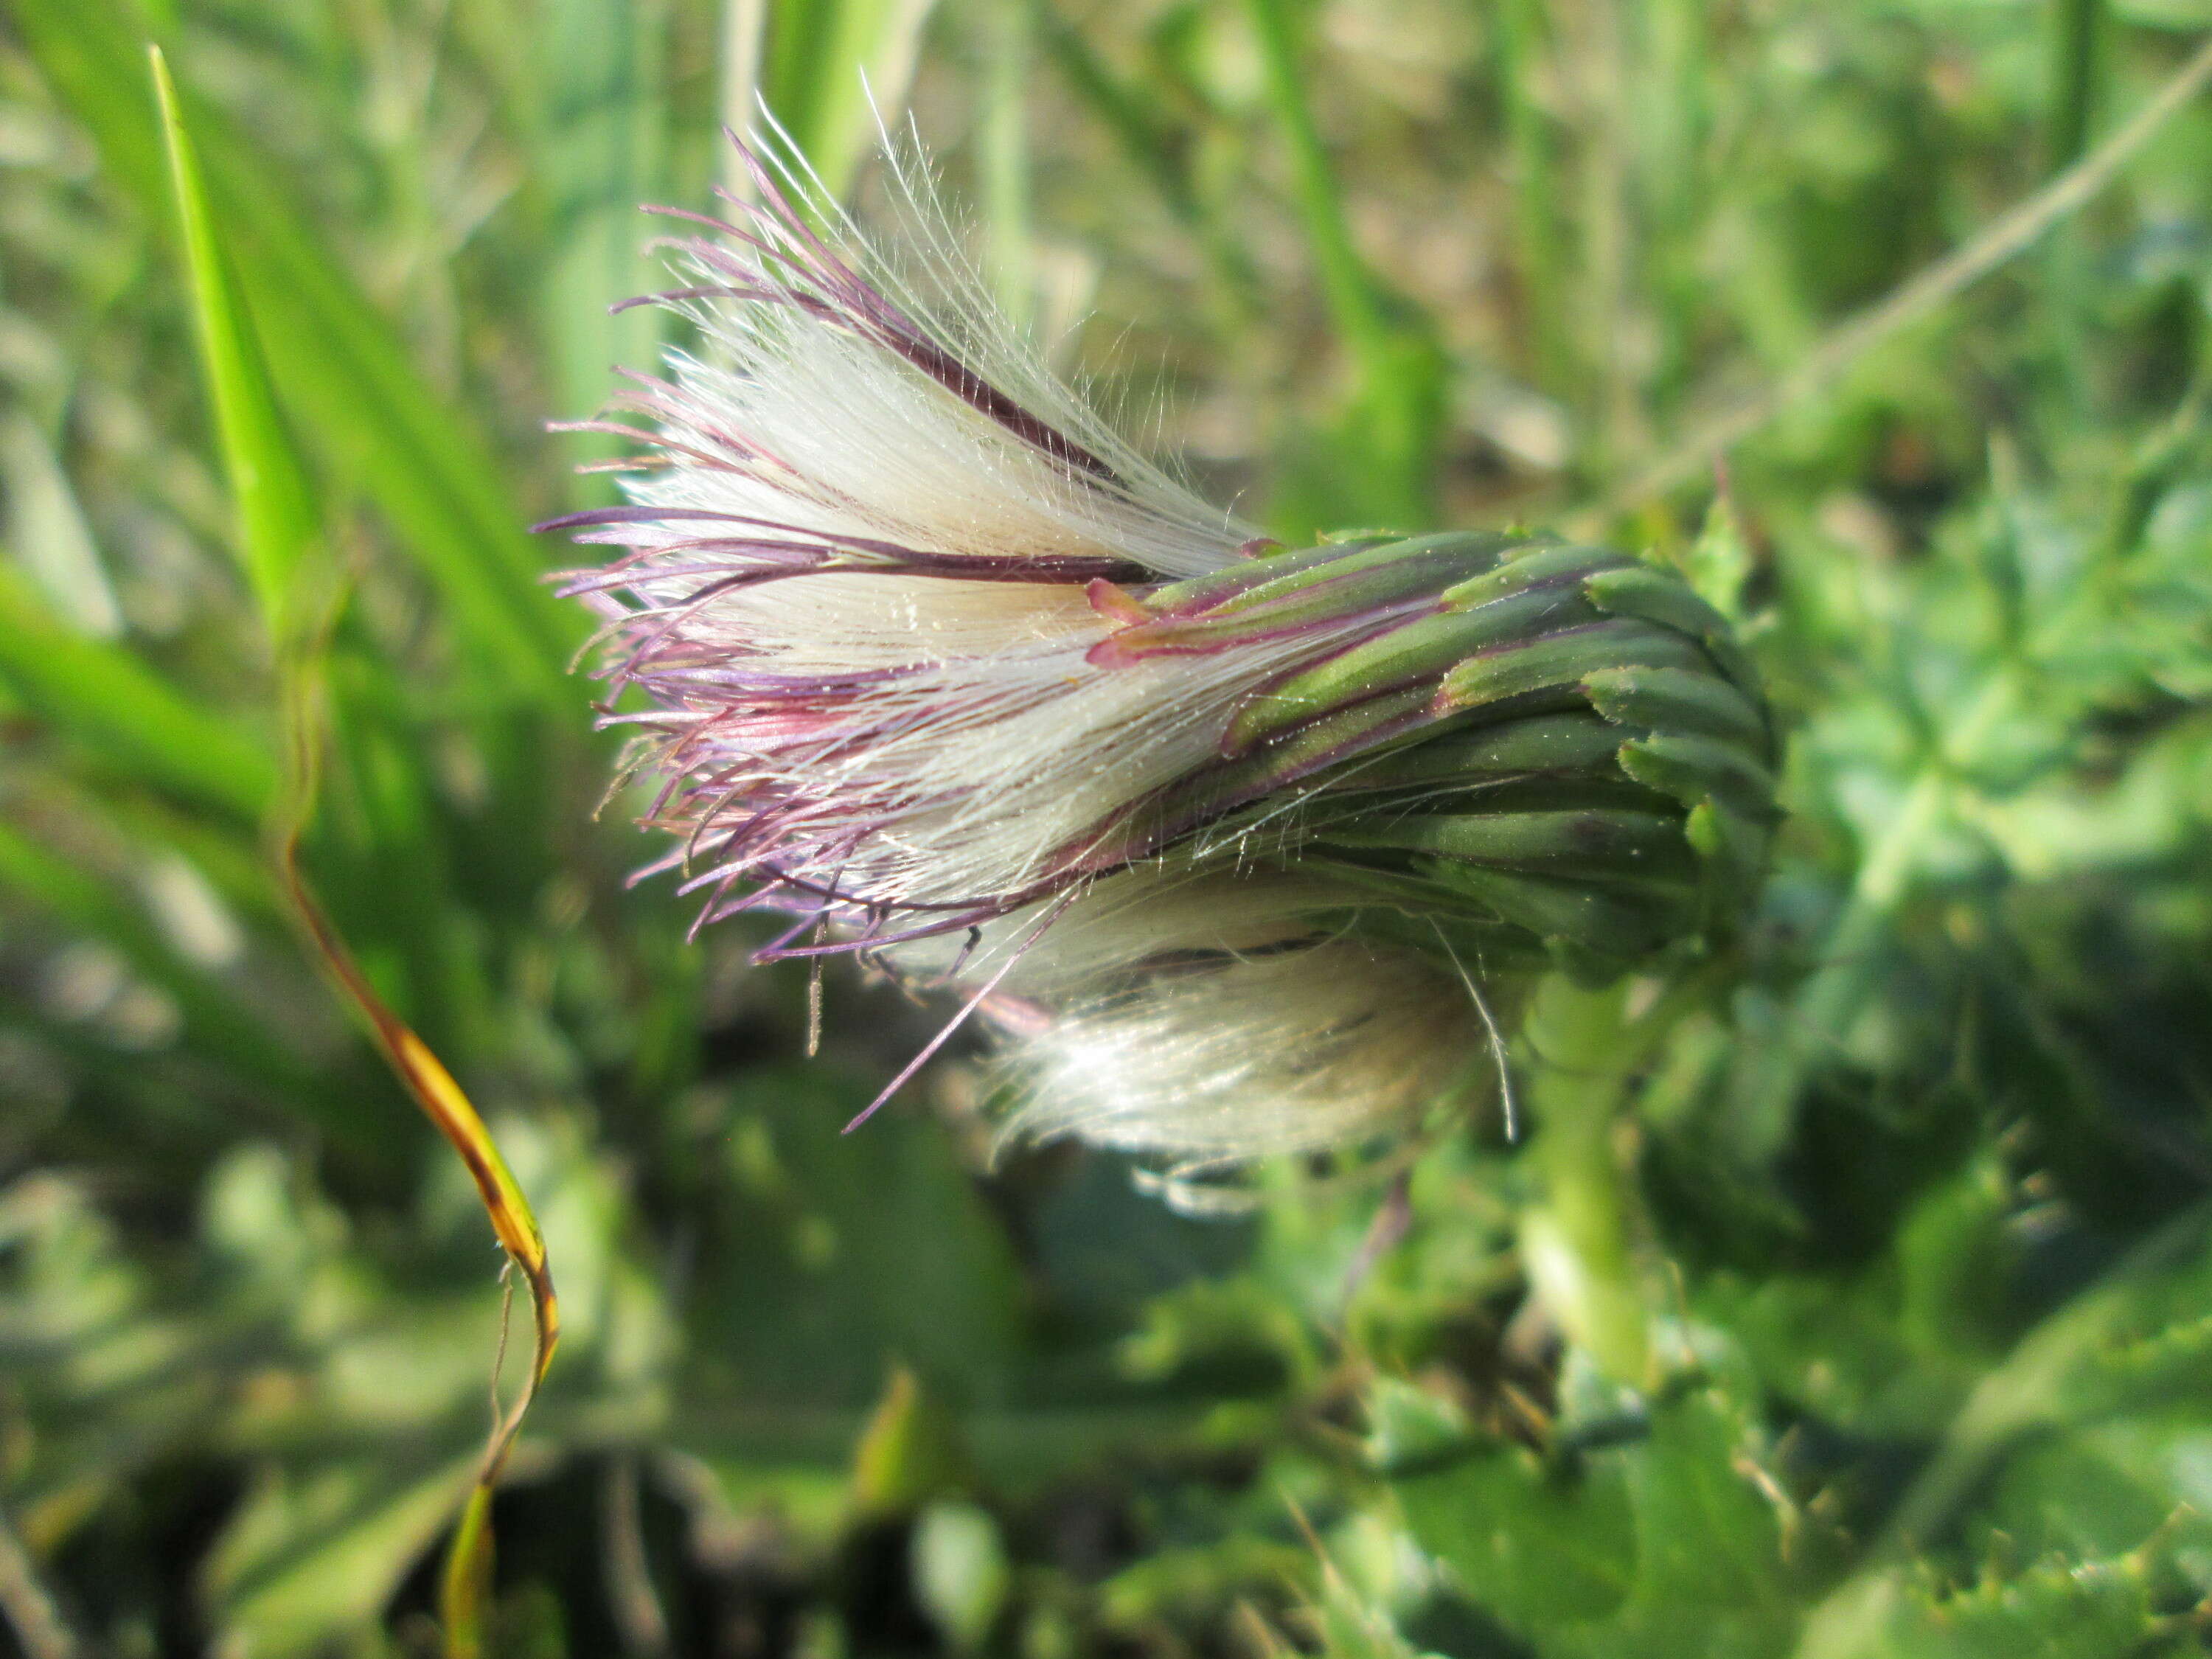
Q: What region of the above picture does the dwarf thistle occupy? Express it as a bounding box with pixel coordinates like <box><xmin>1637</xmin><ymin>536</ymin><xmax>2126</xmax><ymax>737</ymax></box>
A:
<box><xmin>546</xmin><ymin>136</ymin><xmax>1776</xmax><ymax>1243</ymax></box>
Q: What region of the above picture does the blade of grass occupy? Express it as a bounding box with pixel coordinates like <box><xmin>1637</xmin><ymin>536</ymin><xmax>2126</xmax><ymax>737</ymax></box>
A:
<box><xmin>540</xmin><ymin>0</ymin><xmax>672</xmax><ymax>493</ymax></box>
<box><xmin>978</xmin><ymin>0</ymin><xmax>1034</xmax><ymax>330</ymax></box>
<box><xmin>147</xmin><ymin>45</ymin><xmax>477</xmax><ymax>1034</ymax></box>
<box><xmin>1240</xmin><ymin>0</ymin><xmax>1447</xmax><ymax>532</ymax></box>
<box><xmin>0</xmin><ymin>813</ymin><xmax>338</xmax><ymax>1119</ymax></box>
<box><xmin>150</xmin><ymin>46</ymin><xmax>316</xmax><ymax>644</ymax></box>
<box><xmin>1240</xmin><ymin>0</ymin><xmax>1400</xmax><ymax>372</ymax></box>
<box><xmin>151</xmin><ymin>49</ymin><xmax>558</xmax><ymax>1658</ymax></box>
<box><xmin>1494</xmin><ymin>0</ymin><xmax>1572</xmax><ymax>397</ymax></box>
<box><xmin>33</xmin><ymin>8</ymin><xmax>544</xmax><ymax>986</ymax></box>
<box><xmin>761</xmin><ymin>0</ymin><xmax>941</xmax><ymax>201</ymax></box>
<box><xmin>153</xmin><ymin>19</ymin><xmax>515</xmax><ymax>1013</ymax></box>
<box><xmin>0</xmin><ymin>563</ymin><xmax>276</xmax><ymax>821</ymax></box>
<box><xmin>1026</xmin><ymin>0</ymin><xmax>1261</xmax><ymax>323</ymax></box>
<box><xmin>279</xmin><ymin>769</ymin><xmax>555</xmax><ymax>1655</ymax></box>
<box><xmin>18</xmin><ymin>4</ymin><xmax>575</xmax><ymax>703</ymax></box>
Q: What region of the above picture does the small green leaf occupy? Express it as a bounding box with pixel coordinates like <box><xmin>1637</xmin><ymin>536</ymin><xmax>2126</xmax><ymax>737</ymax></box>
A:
<box><xmin>1621</xmin><ymin>1390</ymin><xmax>1790</xmax><ymax>1621</ymax></box>
<box><xmin>1797</xmin><ymin>1556</ymin><xmax>2166</xmax><ymax>1659</ymax></box>
<box><xmin>206</xmin><ymin>1454</ymin><xmax>481</xmax><ymax>1659</ymax></box>
<box><xmin>1679</xmin><ymin>491</ymin><xmax>1755</xmax><ymax>622</ymax></box>
<box><xmin>1394</xmin><ymin>1435</ymin><xmax>1636</xmax><ymax>1627</ymax></box>
<box><xmin>852</xmin><ymin>1366</ymin><xmax>970</xmax><ymax>1515</ymax></box>
<box><xmin>913</xmin><ymin>1500</ymin><xmax>1012</xmax><ymax>1652</ymax></box>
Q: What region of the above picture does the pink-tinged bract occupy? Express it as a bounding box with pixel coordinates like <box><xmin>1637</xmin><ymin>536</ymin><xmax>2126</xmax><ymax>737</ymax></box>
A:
<box><xmin>546</xmin><ymin>135</ymin><xmax>1775</xmax><ymax>1198</ymax></box>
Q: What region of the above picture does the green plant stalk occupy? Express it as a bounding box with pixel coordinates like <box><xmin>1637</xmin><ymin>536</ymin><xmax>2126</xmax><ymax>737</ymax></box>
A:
<box><xmin>541</xmin><ymin>0</ymin><xmax>672</xmax><ymax>492</ymax></box>
<box><xmin>1518</xmin><ymin>972</ymin><xmax>1651</xmax><ymax>1385</ymax></box>
<box><xmin>1026</xmin><ymin>0</ymin><xmax>1261</xmax><ymax>324</ymax></box>
<box><xmin>1495</xmin><ymin>0</ymin><xmax>1572</xmax><ymax>397</ymax></box>
<box><xmin>18</xmin><ymin>4</ymin><xmax>576</xmax><ymax>701</ymax></box>
<box><xmin>152</xmin><ymin>49</ymin><xmax>316</xmax><ymax>647</ymax></box>
<box><xmin>2048</xmin><ymin>0</ymin><xmax>2104</xmax><ymax>172</ymax></box>
<box><xmin>1242</xmin><ymin>0</ymin><xmax>1446</xmax><ymax>529</ymax></box>
<box><xmin>979</xmin><ymin>0</ymin><xmax>1034</xmax><ymax>331</ymax></box>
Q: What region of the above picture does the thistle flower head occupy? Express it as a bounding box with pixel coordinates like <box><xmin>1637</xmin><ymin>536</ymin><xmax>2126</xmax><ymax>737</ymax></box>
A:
<box><xmin>547</xmin><ymin>136</ymin><xmax>1776</xmax><ymax>1197</ymax></box>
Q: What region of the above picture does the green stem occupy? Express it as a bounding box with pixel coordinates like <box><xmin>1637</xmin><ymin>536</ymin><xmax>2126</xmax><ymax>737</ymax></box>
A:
<box><xmin>979</xmin><ymin>0</ymin><xmax>1034</xmax><ymax>330</ymax></box>
<box><xmin>1495</xmin><ymin>0</ymin><xmax>1571</xmax><ymax>397</ymax></box>
<box><xmin>1241</xmin><ymin>0</ymin><xmax>1391</xmax><ymax>359</ymax></box>
<box><xmin>1242</xmin><ymin>0</ymin><xmax>1447</xmax><ymax>531</ymax></box>
<box><xmin>0</xmin><ymin>1498</ymin><xmax>83</xmax><ymax>1659</ymax></box>
<box><xmin>1519</xmin><ymin>972</ymin><xmax>1651</xmax><ymax>1384</ymax></box>
<box><xmin>2047</xmin><ymin>0</ymin><xmax>2104</xmax><ymax>173</ymax></box>
<box><xmin>1027</xmin><ymin>0</ymin><xmax>1261</xmax><ymax>324</ymax></box>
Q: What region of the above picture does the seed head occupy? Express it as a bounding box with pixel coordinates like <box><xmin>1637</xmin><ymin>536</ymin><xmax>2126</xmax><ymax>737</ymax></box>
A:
<box><xmin>546</xmin><ymin>136</ymin><xmax>1775</xmax><ymax>1200</ymax></box>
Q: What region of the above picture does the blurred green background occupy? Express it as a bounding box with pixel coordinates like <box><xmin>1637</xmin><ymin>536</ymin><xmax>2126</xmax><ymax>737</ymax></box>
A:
<box><xmin>5</xmin><ymin>0</ymin><xmax>2212</xmax><ymax>1655</ymax></box>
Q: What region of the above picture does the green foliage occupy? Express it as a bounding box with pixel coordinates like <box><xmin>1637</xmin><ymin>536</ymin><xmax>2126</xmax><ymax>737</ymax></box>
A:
<box><xmin>150</xmin><ymin>44</ymin><xmax>319</xmax><ymax>644</ymax></box>
<box><xmin>4</xmin><ymin>3</ymin><xmax>2212</xmax><ymax>1658</ymax></box>
<box><xmin>761</xmin><ymin>0</ymin><xmax>944</xmax><ymax>201</ymax></box>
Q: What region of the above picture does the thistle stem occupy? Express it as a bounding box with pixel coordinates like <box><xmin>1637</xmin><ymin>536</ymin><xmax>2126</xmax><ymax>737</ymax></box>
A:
<box><xmin>1518</xmin><ymin>971</ymin><xmax>1652</xmax><ymax>1385</ymax></box>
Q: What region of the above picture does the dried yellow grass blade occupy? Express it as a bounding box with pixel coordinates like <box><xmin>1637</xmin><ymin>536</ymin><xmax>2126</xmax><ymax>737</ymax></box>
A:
<box><xmin>153</xmin><ymin>44</ymin><xmax>557</xmax><ymax>1659</ymax></box>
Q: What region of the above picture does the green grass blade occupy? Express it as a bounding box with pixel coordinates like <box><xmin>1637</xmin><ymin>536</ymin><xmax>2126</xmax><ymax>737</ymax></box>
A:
<box><xmin>0</xmin><ymin>563</ymin><xmax>276</xmax><ymax>821</ymax></box>
<box><xmin>1026</xmin><ymin>0</ymin><xmax>1259</xmax><ymax>324</ymax></box>
<box><xmin>978</xmin><ymin>0</ymin><xmax>1034</xmax><ymax>330</ymax></box>
<box><xmin>1239</xmin><ymin>0</ymin><xmax>1447</xmax><ymax>533</ymax></box>
<box><xmin>1239</xmin><ymin>0</ymin><xmax>1390</xmax><ymax>363</ymax></box>
<box><xmin>18</xmin><ymin>4</ymin><xmax>575</xmax><ymax>703</ymax></box>
<box><xmin>761</xmin><ymin>0</ymin><xmax>941</xmax><ymax>200</ymax></box>
<box><xmin>150</xmin><ymin>47</ymin><xmax>315</xmax><ymax>642</ymax></box>
<box><xmin>148</xmin><ymin>52</ymin><xmax>558</xmax><ymax>1652</ymax></box>
<box><xmin>538</xmin><ymin>0</ymin><xmax>671</xmax><ymax>488</ymax></box>
<box><xmin>0</xmin><ymin>815</ymin><xmax>342</xmax><ymax>1125</ymax></box>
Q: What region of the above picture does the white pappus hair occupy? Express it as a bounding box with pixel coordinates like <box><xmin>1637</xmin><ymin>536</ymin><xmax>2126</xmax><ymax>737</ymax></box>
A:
<box><xmin>545</xmin><ymin>130</ymin><xmax>1502</xmax><ymax>1200</ymax></box>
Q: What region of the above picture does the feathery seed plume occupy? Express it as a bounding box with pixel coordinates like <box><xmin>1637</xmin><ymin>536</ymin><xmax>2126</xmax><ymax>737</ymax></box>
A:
<box><xmin>545</xmin><ymin>135</ymin><xmax>1775</xmax><ymax>1202</ymax></box>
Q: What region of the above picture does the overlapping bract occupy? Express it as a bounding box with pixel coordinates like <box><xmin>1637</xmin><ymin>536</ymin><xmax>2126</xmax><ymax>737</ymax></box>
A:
<box><xmin>549</xmin><ymin>141</ymin><xmax>1775</xmax><ymax>1183</ymax></box>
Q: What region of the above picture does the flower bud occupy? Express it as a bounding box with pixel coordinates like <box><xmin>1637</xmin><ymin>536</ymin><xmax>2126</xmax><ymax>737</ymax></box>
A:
<box><xmin>548</xmin><ymin>139</ymin><xmax>1775</xmax><ymax>1187</ymax></box>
